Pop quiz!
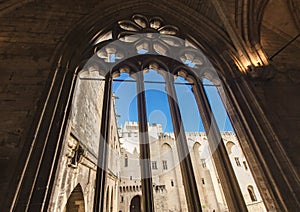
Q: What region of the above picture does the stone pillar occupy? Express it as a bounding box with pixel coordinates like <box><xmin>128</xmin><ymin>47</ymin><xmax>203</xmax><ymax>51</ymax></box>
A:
<box><xmin>135</xmin><ymin>71</ymin><xmax>155</xmax><ymax>212</ymax></box>
<box><xmin>224</xmin><ymin>73</ymin><xmax>300</xmax><ymax>211</ymax></box>
<box><xmin>164</xmin><ymin>73</ymin><xmax>202</xmax><ymax>212</ymax></box>
<box><xmin>192</xmin><ymin>78</ymin><xmax>247</xmax><ymax>211</ymax></box>
<box><xmin>12</xmin><ymin>68</ymin><xmax>77</xmax><ymax>211</ymax></box>
<box><xmin>94</xmin><ymin>75</ymin><xmax>112</xmax><ymax>212</ymax></box>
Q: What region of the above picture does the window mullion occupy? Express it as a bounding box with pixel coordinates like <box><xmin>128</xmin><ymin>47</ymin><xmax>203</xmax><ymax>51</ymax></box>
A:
<box><xmin>135</xmin><ymin>71</ymin><xmax>155</xmax><ymax>212</ymax></box>
<box><xmin>192</xmin><ymin>79</ymin><xmax>248</xmax><ymax>211</ymax></box>
<box><xmin>164</xmin><ymin>73</ymin><xmax>202</xmax><ymax>212</ymax></box>
<box><xmin>93</xmin><ymin>75</ymin><xmax>113</xmax><ymax>212</ymax></box>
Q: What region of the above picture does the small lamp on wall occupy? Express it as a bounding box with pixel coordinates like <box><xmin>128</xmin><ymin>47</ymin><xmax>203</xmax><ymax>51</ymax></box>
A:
<box><xmin>246</xmin><ymin>63</ymin><xmax>275</xmax><ymax>80</ymax></box>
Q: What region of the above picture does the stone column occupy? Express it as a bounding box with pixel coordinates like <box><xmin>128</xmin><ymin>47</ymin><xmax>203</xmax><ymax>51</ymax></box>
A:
<box><xmin>192</xmin><ymin>78</ymin><xmax>248</xmax><ymax>211</ymax></box>
<box><xmin>164</xmin><ymin>73</ymin><xmax>202</xmax><ymax>212</ymax></box>
<box><xmin>94</xmin><ymin>75</ymin><xmax>112</xmax><ymax>212</ymax></box>
<box><xmin>134</xmin><ymin>71</ymin><xmax>155</xmax><ymax>212</ymax></box>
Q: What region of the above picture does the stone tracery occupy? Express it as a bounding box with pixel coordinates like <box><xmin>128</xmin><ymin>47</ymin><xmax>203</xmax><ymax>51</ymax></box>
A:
<box><xmin>79</xmin><ymin>14</ymin><xmax>250</xmax><ymax>212</ymax></box>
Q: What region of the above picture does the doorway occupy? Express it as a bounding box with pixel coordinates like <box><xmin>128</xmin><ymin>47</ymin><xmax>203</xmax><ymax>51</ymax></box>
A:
<box><xmin>130</xmin><ymin>195</ymin><xmax>141</xmax><ymax>212</ymax></box>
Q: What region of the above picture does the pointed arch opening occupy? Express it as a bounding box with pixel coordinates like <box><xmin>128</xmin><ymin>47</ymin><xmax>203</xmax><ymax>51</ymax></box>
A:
<box><xmin>14</xmin><ymin>9</ymin><xmax>283</xmax><ymax>212</ymax></box>
<box><xmin>64</xmin><ymin>184</ymin><xmax>85</xmax><ymax>212</ymax></box>
<box><xmin>130</xmin><ymin>195</ymin><xmax>141</xmax><ymax>212</ymax></box>
<box><xmin>248</xmin><ymin>185</ymin><xmax>257</xmax><ymax>202</ymax></box>
<box><xmin>65</xmin><ymin>26</ymin><xmax>267</xmax><ymax>211</ymax></box>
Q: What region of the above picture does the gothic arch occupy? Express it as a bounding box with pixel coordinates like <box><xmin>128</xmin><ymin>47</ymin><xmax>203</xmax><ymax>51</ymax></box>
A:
<box><xmin>225</xmin><ymin>141</ymin><xmax>235</xmax><ymax>155</ymax></box>
<box><xmin>161</xmin><ymin>142</ymin><xmax>172</xmax><ymax>151</ymax></box>
<box><xmin>160</xmin><ymin>143</ymin><xmax>174</xmax><ymax>164</ymax></box>
<box><xmin>192</xmin><ymin>142</ymin><xmax>201</xmax><ymax>160</ymax></box>
<box><xmin>234</xmin><ymin>0</ymin><xmax>269</xmax><ymax>45</ymax></box>
<box><xmin>64</xmin><ymin>184</ymin><xmax>85</xmax><ymax>212</ymax></box>
<box><xmin>11</xmin><ymin>2</ymin><xmax>299</xmax><ymax>211</ymax></box>
<box><xmin>110</xmin><ymin>188</ymin><xmax>114</xmax><ymax>212</ymax></box>
<box><xmin>129</xmin><ymin>195</ymin><xmax>141</xmax><ymax>212</ymax></box>
<box><xmin>192</xmin><ymin>142</ymin><xmax>201</xmax><ymax>151</ymax></box>
<box><xmin>54</xmin><ymin>0</ymin><xmax>237</xmax><ymax>77</ymax></box>
<box><xmin>105</xmin><ymin>187</ymin><xmax>110</xmax><ymax>212</ymax></box>
<box><xmin>247</xmin><ymin>185</ymin><xmax>257</xmax><ymax>202</ymax></box>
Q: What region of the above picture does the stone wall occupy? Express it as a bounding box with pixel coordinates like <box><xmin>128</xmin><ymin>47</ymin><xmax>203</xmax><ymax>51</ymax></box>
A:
<box><xmin>118</xmin><ymin>123</ymin><xmax>263</xmax><ymax>211</ymax></box>
<box><xmin>0</xmin><ymin>1</ymin><xmax>97</xmax><ymax>207</ymax></box>
<box><xmin>48</xmin><ymin>69</ymin><xmax>121</xmax><ymax>211</ymax></box>
<box><xmin>70</xmin><ymin>70</ymin><xmax>105</xmax><ymax>159</ymax></box>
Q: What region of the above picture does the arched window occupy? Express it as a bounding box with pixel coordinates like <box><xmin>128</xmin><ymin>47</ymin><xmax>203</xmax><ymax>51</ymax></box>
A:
<box><xmin>105</xmin><ymin>187</ymin><xmax>110</xmax><ymax>212</ymax></box>
<box><xmin>248</xmin><ymin>185</ymin><xmax>257</xmax><ymax>202</ymax></box>
<box><xmin>111</xmin><ymin>189</ymin><xmax>114</xmax><ymax>212</ymax></box>
<box><xmin>130</xmin><ymin>195</ymin><xmax>141</xmax><ymax>212</ymax></box>
<box><xmin>67</xmin><ymin>14</ymin><xmax>265</xmax><ymax>212</ymax></box>
<box><xmin>64</xmin><ymin>184</ymin><xmax>85</xmax><ymax>212</ymax></box>
<box><xmin>225</xmin><ymin>141</ymin><xmax>235</xmax><ymax>155</ymax></box>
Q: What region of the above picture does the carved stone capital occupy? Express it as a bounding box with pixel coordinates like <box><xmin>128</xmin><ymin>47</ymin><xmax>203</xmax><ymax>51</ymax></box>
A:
<box><xmin>247</xmin><ymin>64</ymin><xmax>276</xmax><ymax>81</ymax></box>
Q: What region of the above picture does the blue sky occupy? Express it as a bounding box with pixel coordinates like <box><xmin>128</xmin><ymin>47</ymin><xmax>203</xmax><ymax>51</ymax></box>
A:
<box><xmin>112</xmin><ymin>70</ymin><xmax>233</xmax><ymax>132</ymax></box>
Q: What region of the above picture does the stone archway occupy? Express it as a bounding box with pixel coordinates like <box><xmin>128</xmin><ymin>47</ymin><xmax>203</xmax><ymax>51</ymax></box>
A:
<box><xmin>105</xmin><ymin>187</ymin><xmax>110</xmax><ymax>212</ymax></box>
<box><xmin>7</xmin><ymin>1</ymin><xmax>297</xmax><ymax>211</ymax></box>
<box><xmin>130</xmin><ymin>195</ymin><xmax>141</xmax><ymax>212</ymax></box>
<box><xmin>64</xmin><ymin>184</ymin><xmax>85</xmax><ymax>212</ymax></box>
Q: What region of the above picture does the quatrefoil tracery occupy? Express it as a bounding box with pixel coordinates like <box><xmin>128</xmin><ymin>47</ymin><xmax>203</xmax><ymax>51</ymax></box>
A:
<box><xmin>116</xmin><ymin>14</ymin><xmax>179</xmax><ymax>37</ymax></box>
<box><xmin>80</xmin><ymin>14</ymin><xmax>218</xmax><ymax>83</ymax></box>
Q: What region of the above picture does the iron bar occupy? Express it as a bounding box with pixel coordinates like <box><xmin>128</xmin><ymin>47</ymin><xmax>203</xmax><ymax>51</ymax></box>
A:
<box><xmin>93</xmin><ymin>75</ymin><xmax>113</xmax><ymax>212</ymax></box>
<box><xmin>135</xmin><ymin>72</ymin><xmax>155</xmax><ymax>212</ymax></box>
<box><xmin>164</xmin><ymin>73</ymin><xmax>203</xmax><ymax>212</ymax></box>
<box><xmin>192</xmin><ymin>79</ymin><xmax>248</xmax><ymax>211</ymax></box>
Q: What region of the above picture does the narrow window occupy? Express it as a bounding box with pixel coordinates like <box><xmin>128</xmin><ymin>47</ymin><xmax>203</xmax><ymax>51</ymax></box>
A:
<box><xmin>235</xmin><ymin>157</ymin><xmax>241</xmax><ymax>166</ymax></box>
<box><xmin>243</xmin><ymin>161</ymin><xmax>248</xmax><ymax>170</ymax></box>
<box><xmin>171</xmin><ymin>180</ymin><xmax>174</xmax><ymax>187</ymax></box>
<box><xmin>248</xmin><ymin>185</ymin><xmax>257</xmax><ymax>202</ymax></box>
<box><xmin>201</xmin><ymin>159</ymin><xmax>206</xmax><ymax>168</ymax></box>
<box><xmin>124</xmin><ymin>155</ymin><xmax>128</xmax><ymax>167</ymax></box>
<box><xmin>120</xmin><ymin>196</ymin><xmax>124</xmax><ymax>203</ymax></box>
<box><xmin>130</xmin><ymin>176</ymin><xmax>132</xmax><ymax>180</ymax></box>
<box><xmin>152</xmin><ymin>161</ymin><xmax>157</xmax><ymax>169</ymax></box>
<box><xmin>162</xmin><ymin>160</ymin><xmax>168</xmax><ymax>170</ymax></box>
<box><xmin>201</xmin><ymin>178</ymin><xmax>205</xmax><ymax>185</ymax></box>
